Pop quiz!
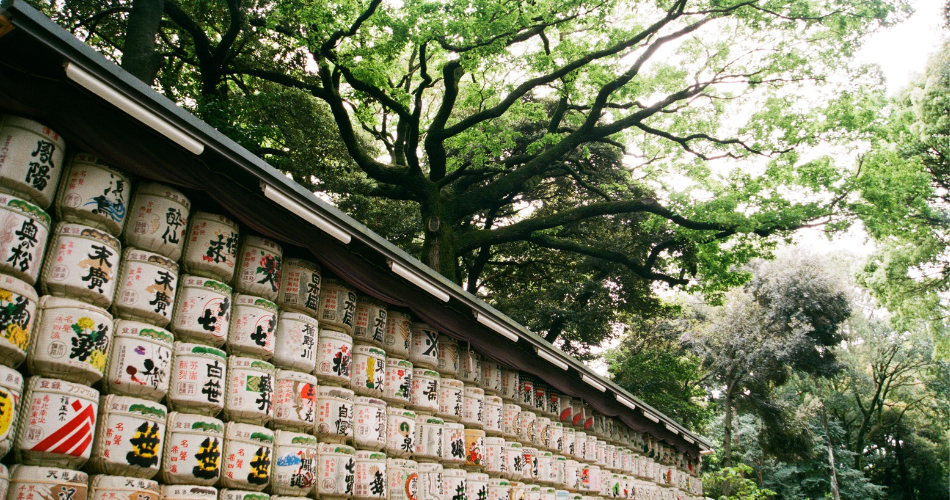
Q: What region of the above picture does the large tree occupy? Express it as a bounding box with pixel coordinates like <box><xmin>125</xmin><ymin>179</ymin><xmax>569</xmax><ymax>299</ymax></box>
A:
<box><xmin>33</xmin><ymin>0</ymin><xmax>906</xmax><ymax>350</ymax></box>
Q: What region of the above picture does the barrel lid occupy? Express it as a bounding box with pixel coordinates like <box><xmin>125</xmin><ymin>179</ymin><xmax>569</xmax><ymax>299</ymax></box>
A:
<box><xmin>100</xmin><ymin>394</ymin><xmax>167</xmax><ymax>420</ymax></box>
<box><xmin>9</xmin><ymin>464</ymin><xmax>87</xmax><ymax>482</ymax></box>
<box><xmin>355</xmin><ymin>449</ymin><xmax>387</xmax><ymax>460</ymax></box>
<box><xmin>190</xmin><ymin>210</ymin><xmax>239</xmax><ymax>230</ymax></box>
<box><xmin>354</xmin><ymin>395</ymin><xmax>386</xmax><ymax>406</ymax></box>
<box><xmin>182</xmin><ymin>274</ymin><xmax>233</xmax><ymax>293</ymax></box>
<box><xmin>167</xmin><ymin>412</ymin><xmax>224</xmax><ymax>434</ymax></box>
<box><xmin>135</xmin><ymin>182</ymin><xmax>190</xmax><ymax>209</ymax></box>
<box><xmin>174</xmin><ymin>341</ymin><xmax>227</xmax><ymax>358</ymax></box>
<box><xmin>89</xmin><ymin>475</ymin><xmax>160</xmax><ymax>491</ymax></box>
<box><xmin>276</xmin><ymin>368</ymin><xmax>317</xmax><ymax>383</ymax></box>
<box><xmin>28</xmin><ymin>375</ymin><xmax>100</xmax><ymax>399</ymax></box>
<box><xmin>275</xmin><ymin>429</ymin><xmax>318</xmax><ymax>447</ymax></box>
<box><xmin>55</xmin><ymin>221</ymin><xmax>120</xmax><ymax>247</ymax></box>
<box><xmin>235</xmin><ymin>293</ymin><xmax>278</xmax><ymax>312</ymax></box>
<box><xmin>282</xmin><ymin>257</ymin><xmax>321</xmax><ymax>273</ymax></box>
<box><xmin>114</xmin><ymin>319</ymin><xmax>174</xmax><ymax>344</ymax></box>
<box><xmin>318</xmin><ymin>385</ymin><xmax>355</xmax><ymax>398</ymax></box>
<box><xmin>0</xmin><ymin>193</ymin><xmax>50</xmax><ymax>225</ymax></box>
<box><xmin>123</xmin><ymin>247</ymin><xmax>179</xmax><ymax>272</ymax></box>
<box><xmin>228</xmin><ymin>356</ymin><xmax>275</xmax><ymax>372</ymax></box>
<box><xmin>225</xmin><ymin>421</ymin><xmax>274</xmax><ymax>443</ymax></box>
<box><xmin>317</xmin><ymin>442</ymin><xmax>355</xmax><ymax>454</ymax></box>
<box><xmin>161</xmin><ymin>485</ymin><xmax>218</xmax><ymax>498</ymax></box>
<box><xmin>0</xmin><ymin>273</ymin><xmax>38</xmax><ymax>302</ymax></box>
<box><xmin>219</xmin><ymin>490</ymin><xmax>269</xmax><ymax>500</ymax></box>
<box><xmin>39</xmin><ymin>294</ymin><xmax>113</xmax><ymax>318</ymax></box>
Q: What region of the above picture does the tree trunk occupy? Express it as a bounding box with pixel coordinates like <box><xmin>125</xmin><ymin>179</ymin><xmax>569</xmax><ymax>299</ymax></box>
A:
<box><xmin>820</xmin><ymin>404</ymin><xmax>841</xmax><ymax>500</ymax></box>
<box><xmin>894</xmin><ymin>430</ymin><xmax>915</xmax><ymax>500</ymax></box>
<box><xmin>121</xmin><ymin>0</ymin><xmax>164</xmax><ymax>84</ymax></box>
<box><xmin>420</xmin><ymin>201</ymin><xmax>460</xmax><ymax>284</ymax></box>
<box><xmin>723</xmin><ymin>388</ymin><xmax>734</xmax><ymax>469</ymax></box>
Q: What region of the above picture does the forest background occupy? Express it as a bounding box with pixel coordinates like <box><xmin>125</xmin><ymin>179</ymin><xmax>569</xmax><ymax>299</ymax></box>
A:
<box><xmin>25</xmin><ymin>0</ymin><xmax>949</xmax><ymax>497</ymax></box>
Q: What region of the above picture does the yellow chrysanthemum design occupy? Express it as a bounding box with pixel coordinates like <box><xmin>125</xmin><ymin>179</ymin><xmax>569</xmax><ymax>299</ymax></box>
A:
<box><xmin>87</xmin><ymin>350</ymin><xmax>107</xmax><ymax>372</ymax></box>
<box><xmin>76</xmin><ymin>317</ymin><xmax>95</xmax><ymax>331</ymax></box>
<box><xmin>0</xmin><ymin>290</ymin><xmax>12</xmax><ymax>302</ymax></box>
<box><xmin>4</xmin><ymin>323</ymin><xmax>27</xmax><ymax>350</ymax></box>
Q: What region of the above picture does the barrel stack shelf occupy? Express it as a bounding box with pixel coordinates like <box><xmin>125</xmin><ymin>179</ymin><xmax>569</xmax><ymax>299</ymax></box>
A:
<box><xmin>0</xmin><ymin>3</ymin><xmax>712</xmax><ymax>500</ymax></box>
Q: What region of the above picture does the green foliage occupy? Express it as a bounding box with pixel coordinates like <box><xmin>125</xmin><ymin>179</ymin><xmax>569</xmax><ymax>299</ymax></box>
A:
<box><xmin>703</xmin><ymin>464</ymin><xmax>777</xmax><ymax>500</ymax></box>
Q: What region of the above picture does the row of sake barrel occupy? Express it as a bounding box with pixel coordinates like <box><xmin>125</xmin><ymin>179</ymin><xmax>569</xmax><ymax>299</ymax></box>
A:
<box><xmin>0</xmin><ymin>465</ymin><xmax>700</xmax><ymax>500</ymax></box>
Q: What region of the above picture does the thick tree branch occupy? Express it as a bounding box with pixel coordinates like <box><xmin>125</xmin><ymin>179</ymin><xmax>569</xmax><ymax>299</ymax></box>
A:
<box><xmin>525</xmin><ymin>234</ymin><xmax>688</xmax><ymax>285</ymax></box>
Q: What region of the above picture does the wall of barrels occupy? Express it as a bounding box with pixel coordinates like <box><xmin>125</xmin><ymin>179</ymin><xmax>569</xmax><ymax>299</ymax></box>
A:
<box><xmin>0</xmin><ymin>114</ymin><xmax>704</xmax><ymax>500</ymax></box>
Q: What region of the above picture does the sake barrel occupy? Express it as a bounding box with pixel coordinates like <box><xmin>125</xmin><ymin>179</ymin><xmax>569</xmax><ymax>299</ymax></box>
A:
<box><xmin>354</xmin><ymin>450</ymin><xmax>388</xmax><ymax>500</ymax></box>
<box><xmin>351</xmin><ymin>344</ymin><xmax>386</xmax><ymax>397</ymax></box>
<box><xmin>526</xmin><ymin>484</ymin><xmax>541</xmax><ymax>500</ymax></box>
<box><xmin>219</xmin><ymin>490</ymin><xmax>268</xmax><ymax>500</ymax></box>
<box><xmin>413</xmin><ymin>415</ymin><xmax>443</xmax><ymax>462</ymax></box>
<box><xmin>532</xmin><ymin>384</ymin><xmax>547</xmax><ymax>416</ymax></box>
<box><xmin>29</xmin><ymin>296</ymin><xmax>112</xmax><ymax>385</ymax></box>
<box><xmin>503</xmin><ymin>442</ymin><xmax>523</xmax><ymax>480</ymax></box>
<box><xmin>563</xmin><ymin>428</ymin><xmax>575</xmax><ymax>459</ymax></box>
<box><xmin>437</xmin><ymin>378</ymin><xmax>463</xmax><ymax>422</ymax></box>
<box><xmin>88</xmin><ymin>474</ymin><xmax>160</xmax><ymax>500</ymax></box>
<box><xmin>353</xmin><ymin>396</ymin><xmax>387</xmax><ymax>451</ymax></box>
<box><xmin>459</xmin><ymin>349</ymin><xmax>480</xmax><ymax>386</ymax></box>
<box><xmin>502</xmin><ymin>404</ymin><xmax>520</xmax><ymax>440</ymax></box>
<box><xmin>223</xmin><ymin>357</ymin><xmax>275</xmax><ymax>425</ymax></box>
<box><xmin>54</xmin><ymin>154</ymin><xmax>130</xmax><ymax>236</ymax></box>
<box><xmin>409</xmin><ymin>368</ymin><xmax>440</xmax><ymax>414</ymax></box>
<box><xmin>582</xmin><ymin>407</ymin><xmax>594</xmax><ymax>433</ymax></box>
<box><xmin>516</xmin><ymin>410</ymin><xmax>535</xmax><ymax>444</ymax></box>
<box><xmin>556</xmin><ymin>490</ymin><xmax>571</xmax><ymax>500</ymax></box>
<box><xmin>563</xmin><ymin>460</ymin><xmax>579</xmax><ymax>491</ymax></box>
<box><xmin>181</xmin><ymin>212</ymin><xmax>240</xmax><ymax>283</ymax></box>
<box><xmin>537</xmin><ymin>452</ymin><xmax>553</xmax><ymax>485</ymax></box>
<box><xmin>487</xmin><ymin>478</ymin><xmax>510</xmax><ymax>500</ymax></box>
<box><xmin>554</xmin><ymin>456</ymin><xmax>567</xmax><ymax>487</ymax></box>
<box><xmin>218</xmin><ymin>423</ymin><xmax>274</xmax><ymax>490</ymax></box>
<box><xmin>271</xmin><ymin>311</ymin><xmax>318</xmax><ymax>372</ymax></box>
<box><xmin>15</xmin><ymin>377</ymin><xmax>99</xmax><ymax>468</ymax></box>
<box><xmin>479</xmin><ymin>360</ymin><xmax>501</xmax><ymax>395</ymax></box>
<box><xmin>41</xmin><ymin>222</ymin><xmax>121</xmax><ymax>307</ymax></box>
<box><xmin>387</xmin><ymin>458</ymin><xmax>419</xmax><ymax>500</ymax></box>
<box><xmin>88</xmin><ymin>394</ymin><xmax>167</xmax><ymax>478</ymax></box>
<box><xmin>353</xmin><ymin>295</ymin><xmax>387</xmax><ymax>347</ymax></box>
<box><xmin>521</xmin><ymin>447</ymin><xmax>537</xmax><ymax>481</ymax></box>
<box><xmin>408</xmin><ymin>323</ymin><xmax>438</xmax><ymax>369</ymax></box>
<box><xmin>461</xmin><ymin>386</ymin><xmax>484</xmax><ymax>429</ymax></box>
<box><xmin>104</xmin><ymin>320</ymin><xmax>173</xmax><ymax>400</ymax></box>
<box><xmin>532</xmin><ymin>417</ymin><xmax>550</xmax><ymax>450</ymax></box>
<box><xmin>546</xmin><ymin>422</ymin><xmax>564</xmax><ymax>454</ymax></box>
<box><xmin>518</xmin><ymin>376</ymin><xmax>534</xmax><ymax>409</ymax></box>
<box><xmin>270</xmin><ymin>430</ymin><xmax>318</xmax><ymax>496</ymax></box>
<box><xmin>443</xmin><ymin>468</ymin><xmax>468</xmax><ymax>500</ymax></box>
<box><xmin>385</xmin><ymin>407</ymin><xmax>416</xmax><ymax>458</ymax></box>
<box><xmin>316</xmin><ymin>442</ymin><xmax>356</xmax><ymax>499</ymax></box>
<box><xmin>7</xmin><ymin>465</ymin><xmax>86</xmax><ymax>500</ymax></box>
<box><xmin>161</xmin><ymin>412</ymin><xmax>224</xmax><ymax>485</ymax></box>
<box><xmin>161</xmin><ymin>485</ymin><xmax>218</xmax><ymax>500</ymax></box>
<box><xmin>272</xmin><ymin>369</ymin><xmax>317</xmax><ymax>432</ymax></box>
<box><xmin>123</xmin><ymin>182</ymin><xmax>190</xmax><ymax>261</ymax></box>
<box><xmin>604</xmin><ymin>445</ymin><xmax>616</xmax><ymax>471</ymax></box>
<box><xmin>573</xmin><ymin>433</ymin><xmax>586</xmax><ymax>461</ymax></box>
<box><xmin>316</xmin><ymin>385</ymin><xmax>354</xmax><ymax>444</ymax></box>
<box><xmin>0</xmin><ymin>116</ymin><xmax>66</xmax><ymax>209</ymax></box>
<box><xmin>499</xmin><ymin>369</ymin><xmax>518</xmax><ymax>403</ymax></box>
<box><xmin>483</xmin><ymin>395</ymin><xmax>503</xmax><ymax>436</ymax></box>
<box><xmin>556</xmin><ymin>395</ymin><xmax>573</xmax><ymax>424</ymax></box>
<box><xmin>171</xmin><ymin>275</ymin><xmax>231</xmax><ymax>347</ymax></box>
<box><xmin>464</xmin><ymin>472</ymin><xmax>487</xmax><ymax>500</ymax></box>
<box><xmin>463</xmin><ymin>428</ymin><xmax>486</xmax><ymax>470</ymax></box>
<box><xmin>542</xmin><ymin>487</ymin><xmax>557</xmax><ymax>500</ymax></box>
<box><xmin>570</xmin><ymin>401</ymin><xmax>585</xmax><ymax>429</ymax></box>
<box><xmin>383</xmin><ymin>310</ymin><xmax>412</xmax><ymax>360</ymax></box>
<box><xmin>484</xmin><ymin>437</ymin><xmax>505</xmax><ymax>476</ymax></box>
<box><xmin>383</xmin><ymin>358</ymin><xmax>413</xmax><ymax>406</ymax></box>
<box><xmin>113</xmin><ymin>247</ymin><xmax>179</xmax><ymax>326</ymax></box>
<box><xmin>275</xmin><ymin>258</ymin><xmax>321</xmax><ymax>317</ymax></box>
<box><xmin>441</xmin><ymin>422</ymin><xmax>465</xmax><ymax>466</ymax></box>
<box><xmin>317</xmin><ymin>277</ymin><xmax>356</xmax><ymax>336</ymax></box>
<box><xmin>0</xmin><ymin>365</ymin><xmax>24</xmax><ymax>459</ymax></box>
<box><xmin>233</xmin><ymin>235</ymin><xmax>282</xmax><ymax>301</ymax></box>
<box><xmin>0</xmin><ymin>194</ymin><xmax>50</xmax><ymax>285</ymax></box>
<box><xmin>436</xmin><ymin>335</ymin><xmax>459</xmax><ymax>377</ymax></box>
<box><xmin>0</xmin><ymin>274</ymin><xmax>38</xmax><ymax>367</ymax></box>
<box><xmin>418</xmin><ymin>463</ymin><xmax>443</xmax><ymax>500</ymax></box>
<box><xmin>584</xmin><ymin>436</ymin><xmax>597</xmax><ymax>464</ymax></box>
<box><xmin>315</xmin><ymin>327</ymin><xmax>353</xmax><ymax>386</ymax></box>
<box><xmin>166</xmin><ymin>342</ymin><xmax>227</xmax><ymax>416</ymax></box>
<box><xmin>226</xmin><ymin>295</ymin><xmax>277</xmax><ymax>359</ymax></box>
<box><xmin>509</xmin><ymin>481</ymin><xmax>525</xmax><ymax>500</ymax></box>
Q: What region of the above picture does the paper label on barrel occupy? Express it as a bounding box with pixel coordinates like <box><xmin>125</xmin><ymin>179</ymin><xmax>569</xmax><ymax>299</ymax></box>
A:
<box><xmin>108</xmin><ymin>330</ymin><xmax>171</xmax><ymax>397</ymax></box>
<box><xmin>97</xmin><ymin>411</ymin><xmax>166</xmax><ymax>472</ymax></box>
<box><xmin>273</xmin><ymin>445</ymin><xmax>317</xmax><ymax>493</ymax></box>
<box><xmin>354</xmin><ymin>459</ymin><xmax>387</xmax><ymax>499</ymax></box>
<box><xmin>318</xmin><ymin>453</ymin><xmax>355</xmax><ymax>496</ymax></box>
<box><xmin>34</xmin><ymin>308</ymin><xmax>111</xmax><ymax>378</ymax></box>
<box><xmin>0</xmin><ymin>285</ymin><xmax>36</xmax><ymax>355</ymax></box>
<box><xmin>464</xmin><ymin>432</ymin><xmax>485</xmax><ymax>467</ymax></box>
<box><xmin>223</xmin><ymin>440</ymin><xmax>272</xmax><ymax>488</ymax></box>
<box><xmin>0</xmin><ymin>199</ymin><xmax>48</xmax><ymax>283</ymax></box>
<box><xmin>20</xmin><ymin>383</ymin><xmax>98</xmax><ymax>459</ymax></box>
<box><xmin>173</xmin><ymin>282</ymin><xmax>231</xmax><ymax>342</ymax></box>
<box><xmin>274</xmin><ymin>379</ymin><xmax>316</xmax><ymax>427</ymax></box>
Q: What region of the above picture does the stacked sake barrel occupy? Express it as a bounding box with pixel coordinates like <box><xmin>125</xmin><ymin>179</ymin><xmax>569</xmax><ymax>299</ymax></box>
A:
<box><xmin>0</xmin><ymin>114</ymin><xmax>703</xmax><ymax>500</ymax></box>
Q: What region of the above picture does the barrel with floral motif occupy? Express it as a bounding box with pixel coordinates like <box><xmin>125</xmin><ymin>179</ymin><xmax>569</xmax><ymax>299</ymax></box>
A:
<box><xmin>7</xmin><ymin>465</ymin><xmax>86</xmax><ymax>500</ymax></box>
<box><xmin>105</xmin><ymin>320</ymin><xmax>173</xmax><ymax>400</ymax></box>
<box><xmin>42</xmin><ymin>222</ymin><xmax>121</xmax><ymax>307</ymax></box>
<box><xmin>353</xmin><ymin>295</ymin><xmax>387</xmax><ymax>347</ymax></box>
<box><xmin>441</xmin><ymin>422</ymin><xmax>465</xmax><ymax>466</ymax></box>
<box><xmin>15</xmin><ymin>377</ymin><xmax>99</xmax><ymax>468</ymax></box>
<box><xmin>316</xmin><ymin>327</ymin><xmax>353</xmax><ymax>386</ymax></box>
<box><xmin>386</xmin><ymin>407</ymin><xmax>416</xmax><ymax>458</ymax></box>
<box><xmin>270</xmin><ymin>430</ymin><xmax>318</xmax><ymax>496</ymax></box>
<box><xmin>383</xmin><ymin>310</ymin><xmax>412</xmax><ymax>360</ymax></box>
<box><xmin>223</xmin><ymin>357</ymin><xmax>275</xmax><ymax>425</ymax></box>
<box><xmin>114</xmin><ymin>247</ymin><xmax>179</xmax><ymax>327</ymax></box>
<box><xmin>316</xmin><ymin>442</ymin><xmax>356</xmax><ymax>499</ymax></box>
<box><xmin>410</xmin><ymin>368</ymin><xmax>440</xmax><ymax>414</ymax></box>
<box><xmin>227</xmin><ymin>294</ymin><xmax>277</xmax><ymax>359</ymax></box>
<box><xmin>317</xmin><ymin>278</ymin><xmax>356</xmax><ymax>336</ymax></box>
<box><xmin>161</xmin><ymin>485</ymin><xmax>218</xmax><ymax>500</ymax></box>
<box><xmin>387</xmin><ymin>458</ymin><xmax>418</xmax><ymax>500</ymax></box>
<box><xmin>219</xmin><ymin>422</ymin><xmax>274</xmax><ymax>491</ymax></box>
<box><xmin>351</xmin><ymin>344</ymin><xmax>386</xmax><ymax>397</ymax></box>
<box><xmin>181</xmin><ymin>211</ymin><xmax>240</xmax><ymax>283</ymax></box>
<box><xmin>0</xmin><ymin>366</ymin><xmax>23</xmax><ymax>460</ymax></box>
<box><xmin>0</xmin><ymin>274</ymin><xmax>38</xmax><ymax>368</ymax></box>
<box><xmin>160</xmin><ymin>412</ymin><xmax>224</xmax><ymax>485</ymax></box>
<box><xmin>29</xmin><ymin>296</ymin><xmax>112</xmax><ymax>385</ymax></box>
<box><xmin>275</xmin><ymin>258</ymin><xmax>321</xmax><ymax>317</ymax></box>
<box><xmin>0</xmin><ymin>116</ymin><xmax>66</xmax><ymax>209</ymax></box>
<box><xmin>354</xmin><ymin>449</ymin><xmax>388</xmax><ymax>500</ymax></box>
<box><xmin>167</xmin><ymin>342</ymin><xmax>227</xmax><ymax>416</ymax></box>
<box><xmin>233</xmin><ymin>235</ymin><xmax>282</xmax><ymax>301</ymax></box>
<box><xmin>88</xmin><ymin>394</ymin><xmax>167</xmax><ymax>478</ymax></box>
<box><xmin>384</xmin><ymin>358</ymin><xmax>413</xmax><ymax>406</ymax></box>
<box><xmin>272</xmin><ymin>311</ymin><xmax>318</xmax><ymax>372</ymax></box>
<box><xmin>436</xmin><ymin>335</ymin><xmax>459</xmax><ymax>377</ymax></box>
<box><xmin>273</xmin><ymin>369</ymin><xmax>317</xmax><ymax>432</ymax></box>
<box><xmin>171</xmin><ymin>275</ymin><xmax>231</xmax><ymax>347</ymax></box>
<box><xmin>0</xmin><ymin>194</ymin><xmax>50</xmax><ymax>285</ymax></box>
<box><xmin>464</xmin><ymin>428</ymin><xmax>486</xmax><ymax>470</ymax></box>
<box><xmin>123</xmin><ymin>183</ymin><xmax>190</xmax><ymax>261</ymax></box>
<box><xmin>316</xmin><ymin>385</ymin><xmax>354</xmax><ymax>444</ymax></box>
<box><xmin>409</xmin><ymin>323</ymin><xmax>439</xmax><ymax>370</ymax></box>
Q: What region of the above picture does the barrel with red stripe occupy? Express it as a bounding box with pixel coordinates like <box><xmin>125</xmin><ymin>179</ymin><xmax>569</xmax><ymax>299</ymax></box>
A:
<box><xmin>14</xmin><ymin>377</ymin><xmax>99</xmax><ymax>468</ymax></box>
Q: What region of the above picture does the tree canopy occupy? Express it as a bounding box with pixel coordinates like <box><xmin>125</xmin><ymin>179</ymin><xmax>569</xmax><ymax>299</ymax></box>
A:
<box><xmin>31</xmin><ymin>0</ymin><xmax>909</xmax><ymax>352</ymax></box>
